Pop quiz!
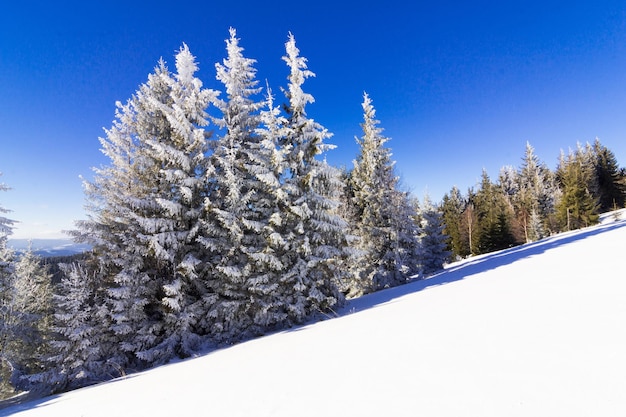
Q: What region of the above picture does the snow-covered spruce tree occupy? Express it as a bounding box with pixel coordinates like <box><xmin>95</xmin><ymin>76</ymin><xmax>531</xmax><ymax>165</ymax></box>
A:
<box><xmin>5</xmin><ymin>246</ymin><xmax>53</xmax><ymax>393</ymax></box>
<box><xmin>384</xmin><ymin>188</ymin><xmax>421</xmax><ymax>284</ymax></box>
<box><xmin>271</xmin><ymin>33</ymin><xmax>348</xmax><ymax>322</ymax></box>
<box><xmin>71</xmin><ymin>96</ymin><xmax>159</xmax><ymax>374</ymax></box>
<box><xmin>498</xmin><ymin>165</ymin><xmax>519</xmax><ymax>201</ymax></box>
<box><xmin>246</xmin><ymin>85</ymin><xmax>294</xmax><ymax>328</ymax></box>
<box><xmin>43</xmin><ymin>263</ymin><xmax>102</xmax><ymax>392</ymax></box>
<box><xmin>418</xmin><ymin>195</ymin><xmax>450</xmax><ymax>276</ymax></box>
<box><xmin>346</xmin><ymin>93</ymin><xmax>419</xmax><ymax>295</ymax></box>
<box><xmin>133</xmin><ymin>44</ymin><xmax>216</xmax><ymax>365</ymax></box>
<box><xmin>73</xmin><ymin>45</ymin><xmax>216</xmax><ymax>369</ymax></box>
<box><xmin>515</xmin><ymin>142</ymin><xmax>556</xmax><ymax>242</ymax></box>
<box><xmin>197</xmin><ymin>29</ymin><xmax>286</xmax><ymax>341</ymax></box>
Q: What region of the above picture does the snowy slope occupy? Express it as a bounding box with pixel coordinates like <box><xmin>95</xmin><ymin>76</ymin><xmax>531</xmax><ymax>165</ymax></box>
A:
<box><xmin>4</xmin><ymin>214</ymin><xmax>626</xmax><ymax>417</ymax></box>
<box><xmin>8</xmin><ymin>239</ymin><xmax>90</xmax><ymax>257</ymax></box>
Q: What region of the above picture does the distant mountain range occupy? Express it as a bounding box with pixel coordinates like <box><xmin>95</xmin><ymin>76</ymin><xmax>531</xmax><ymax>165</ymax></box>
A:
<box><xmin>7</xmin><ymin>239</ymin><xmax>91</xmax><ymax>257</ymax></box>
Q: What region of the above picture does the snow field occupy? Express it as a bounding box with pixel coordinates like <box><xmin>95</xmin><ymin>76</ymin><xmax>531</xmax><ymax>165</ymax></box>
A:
<box><xmin>5</xmin><ymin>217</ymin><xmax>626</xmax><ymax>416</ymax></box>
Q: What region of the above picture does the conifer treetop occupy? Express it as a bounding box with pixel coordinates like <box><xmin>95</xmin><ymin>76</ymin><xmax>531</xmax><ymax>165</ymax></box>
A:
<box><xmin>282</xmin><ymin>33</ymin><xmax>315</xmax><ymax>118</ymax></box>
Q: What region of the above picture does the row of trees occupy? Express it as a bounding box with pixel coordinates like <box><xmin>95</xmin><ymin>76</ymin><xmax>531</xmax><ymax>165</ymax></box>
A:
<box><xmin>441</xmin><ymin>140</ymin><xmax>626</xmax><ymax>259</ymax></box>
<box><xmin>0</xmin><ymin>30</ymin><xmax>448</xmax><ymax>398</ymax></box>
<box><xmin>3</xmin><ymin>29</ymin><xmax>624</xmax><ymax>401</ymax></box>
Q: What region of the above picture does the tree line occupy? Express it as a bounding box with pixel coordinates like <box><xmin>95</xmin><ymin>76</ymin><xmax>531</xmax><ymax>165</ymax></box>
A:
<box><xmin>0</xmin><ymin>29</ymin><xmax>449</xmax><ymax>399</ymax></box>
<box><xmin>441</xmin><ymin>140</ymin><xmax>626</xmax><ymax>259</ymax></box>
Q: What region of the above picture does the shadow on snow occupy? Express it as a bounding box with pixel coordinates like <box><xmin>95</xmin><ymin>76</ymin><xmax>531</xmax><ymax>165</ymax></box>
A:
<box><xmin>341</xmin><ymin>219</ymin><xmax>626</xmax><ymax>316</ymax></box>
<box><xmin>3</xmin><ymin>219</ymin><xmax>625</xmax><ymax>415</ymax></box>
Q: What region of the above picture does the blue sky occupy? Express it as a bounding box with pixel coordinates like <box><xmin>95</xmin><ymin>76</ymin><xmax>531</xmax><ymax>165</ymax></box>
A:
<box><xmin>2</xmin><ymin>1</ymin><xmax>626</xmax><ymax>239</ymax></box>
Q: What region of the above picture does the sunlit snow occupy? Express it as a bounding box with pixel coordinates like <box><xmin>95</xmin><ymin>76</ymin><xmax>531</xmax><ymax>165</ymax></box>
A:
<box><xmin>3</xmin><ymin>210</ymin><xmax>626</xmax><ymax>416</ymax></box>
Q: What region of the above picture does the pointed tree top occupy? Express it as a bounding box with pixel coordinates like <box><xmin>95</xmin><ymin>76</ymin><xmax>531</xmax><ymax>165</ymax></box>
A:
<box><xmin>175</xmin><ymin>43</ymin><xmax>200</xmax><ymax>85</ymax></box>
<box><xmin>282</xmin><ymin>32</ymin><xmax>315</xmax><ymax>117</ymax></box>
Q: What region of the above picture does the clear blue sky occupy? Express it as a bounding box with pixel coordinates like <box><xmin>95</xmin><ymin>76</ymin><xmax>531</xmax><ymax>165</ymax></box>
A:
<box><xmin>2</xmin><ymin>1</ymin><xmax>626</xmax><ymax>239</ymax></box>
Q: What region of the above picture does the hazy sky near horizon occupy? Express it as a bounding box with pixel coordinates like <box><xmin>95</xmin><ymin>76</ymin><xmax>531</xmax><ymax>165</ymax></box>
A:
<box><xmin>2</xmin><ymin>1</ymin><xmax>626</xmax><ymax>239</ymax></box>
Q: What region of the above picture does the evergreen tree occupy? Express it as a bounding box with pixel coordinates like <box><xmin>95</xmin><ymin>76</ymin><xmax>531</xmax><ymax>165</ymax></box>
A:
<box><xmin>497</xmin><ymin>165</ymin><xmax>525</xmax><ymax>244</ymax></box>
<box><xmin>10</xmin><ymin>248</ymin><xmax>53</xmax><ymax>385</ymax></box>
<box><xmin>45</xmin><ymin>263</ymin><xmax>102</xmax><ymax>392</ymax></box>
<box><xmin>474</xmin><ymin>170</ymin><xmax>518</xmax><ymax>254</ymax></box>
<box><xmin>346</xmin><ymin>92</ymin><xmax>419</xmax><ymax>294</ymax></box>
<box><xmin>498</xmin><ymin>165</ymin><xmax>519</xmax><ymax>201</ymax></box>
<box><xmin>555</xmin><ymin>146</ymin><xmax>600</xmax><ymax>230</ymax></box>
<box><xmin>383</xmin><ymin>189</ymin><xmax>421</xmax><ymax>284</ymax></box>
<box><xmin>73</xmin><ymin>45</ymin><xmax>216</xmax><ymax>368</ymax></box>
<box><xmin>418</xmin><ymin>196</ymin><xmax>450</xmax><ymax>275</ymax></box>
<box><xmin>73</xmin><ymin>96</ymin><xmax>164</xmax><ymax>372</ymax></box>
<box><xmin>273</xmin><ymin>33</ymin><xmax>347</xmax><ymax>320</ymax></box>
<box><xmin>135</xmin><ymin>43</ymin><xmax>215</xmax><ymax>365</ymax></box>
<box><xmin>198</xmin><ymin>29</ymin><xmax>288</xmax><ymax>341</ymax></box>
<box><xmin>516</xmin><ymin>143</ymin><xmax>540</xmax><ymax>241</ymax></box>
<box><xmin>244</xmin><ymin>85</ymin><xmax>294</xmax><ymax>331</ymax></box>
<box><xmin>513</xmin><ymin>143</ymin><xmax>559</xmax><ymax>241</ymax></box>
<box><xmin>441</xmin><ymin>186</ymin><xmax>467</xmax><ymax>259</ymax></box>
<box><xmin>591</xmin><ymin>138</ymin><xmax>625</xmax><ymax>211</ymax></box>
<box><xmin>619</xmin><ymin>168</ymin><xmax>626</xmax><ymax>205</ymax></box>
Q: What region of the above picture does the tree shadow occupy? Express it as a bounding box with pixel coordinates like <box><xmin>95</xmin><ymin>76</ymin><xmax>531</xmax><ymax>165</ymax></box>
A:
<box><xmin>341</xmin><ymin>219</ymin><xmax>626</xmax><ymax>315</ymax></box>
<box><xmin>0</xmin><ymin>391</ymin><xmax>60</xmax><ymax>415</ymax></box>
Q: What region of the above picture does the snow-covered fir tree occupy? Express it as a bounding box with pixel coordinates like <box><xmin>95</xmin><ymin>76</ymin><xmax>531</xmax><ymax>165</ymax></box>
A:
<box><xmin>516</xmin><ymin>142</ymin><xmax>557</xmax><ymax>241</ymax></box>
<box><xmin>384</xmin><ymin>188</ymin><xmax>421</xmax><ymax>283</ymax></box>
<box><xmin>272</xmin><ymin>33</ymin><xmax>348</xmax><ymax>321</ymax></box>
<box><xmin>498</xmin><ymin>165</ymin><xmax>519</xmax><ymax>201</ymax></box>
<box><xmin>73</xmin><ymin>45</ymin><xmax>216</xmax><ymax>368</ymax></box>
<box><xmin>418</xmin><ymin>195</ymin><xmax>450</xmax><ymax>276</ymax></box>
<box><xmin>72</xmin><ymin>96</ymin><xmax>160</xmax><ymax>373</ymax></box>
<box><xmin>133</xmin><ymin>44</ymin><xmax>215</xmax><ymax>365</ymax></box>
<box><xmin>247</xmin><ymin>85</ymin><xmax>294</xmax><ymax>328</ymax></box>
<box><xmin>198</xmin><ymin>29</ymin><xmax>285</xmax><ymax>341</ymax></box>
<box><xmin>9</xmin><ymin>247</ymin><xmax>53</xmax><ymax>388</ymax></box>
<box><xmin>44</xmin><ymin>263</ymin><xmax>102</xmax><ymax>392</ymax></box>
<box><xmin>346</xmin><ymin>93</ymin><xmax>419</xmax><ymax>295</ymax></box>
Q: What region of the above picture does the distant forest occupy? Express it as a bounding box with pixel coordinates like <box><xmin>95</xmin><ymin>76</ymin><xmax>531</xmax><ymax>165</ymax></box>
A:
<box><xmin>0</xmin><ymin>28</ymin><xmax>624</xmax><ymax>402</ymax></box>
<box><xmin>441</xmin><ymin>139</ymin><xmax>625</xmax><ymax>259</ymax></box>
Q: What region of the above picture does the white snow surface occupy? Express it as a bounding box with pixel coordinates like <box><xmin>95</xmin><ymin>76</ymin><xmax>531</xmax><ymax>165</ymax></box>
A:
<box><xmin>4</xmin><ymin>212</ymin><xmax>626</xmax><ymax>416</ymax></box>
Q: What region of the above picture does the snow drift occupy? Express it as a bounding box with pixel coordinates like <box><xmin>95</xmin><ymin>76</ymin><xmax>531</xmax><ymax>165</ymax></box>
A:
<box><xmin>4</xmin><ymin>213</ymin><xmax>626</xmax><ymax>416</ymax></box>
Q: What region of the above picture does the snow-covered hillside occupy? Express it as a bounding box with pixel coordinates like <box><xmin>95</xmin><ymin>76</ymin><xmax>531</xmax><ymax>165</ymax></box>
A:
<box><xmin>8</xmin><ymin>239</ymin><xmax>90</xmax><ymax>257</ymax></box>
<box><xmin>4</xmin><ymin>214</ymin><xmax>626</xmax><ymax>416</ymax></box>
